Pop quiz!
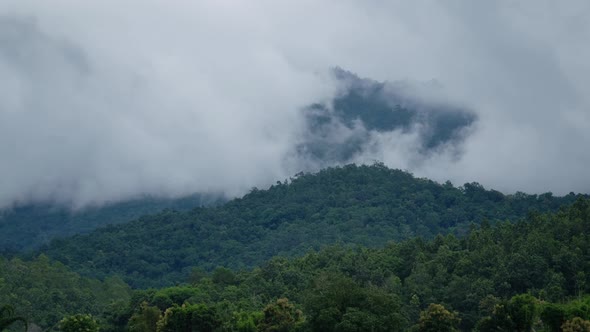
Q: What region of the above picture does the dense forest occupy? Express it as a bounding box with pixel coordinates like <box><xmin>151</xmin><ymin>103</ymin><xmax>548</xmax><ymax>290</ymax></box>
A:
<box><xmin>2</xmin><ymin>196</ymin><xmax>590</xmax><ymax>331</ymax></box>
<box><xmin>38</xmin><ymin>164</ymin><xmax>583</xmax><ymax>288</ymax></box>
<box><xmin>2</xmin><ymin>2</ymin><xmax>587</xmax><ymax>331</ymax></box>
<box><xmin>0</xmin><ymin>255</ymin><xmax>130</xmax><ymax>331</ymax></box>
<box><xmin>0</xmin><ymin>193</ymin><xmax>223</xmax><ymax>252</ymax></box>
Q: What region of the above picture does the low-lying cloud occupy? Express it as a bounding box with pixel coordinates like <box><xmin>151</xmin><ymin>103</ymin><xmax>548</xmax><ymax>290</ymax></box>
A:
<box><xmin>0</xmin><ymin>1</ymin><xmax>589</xmax><ymax>208</ymax></box>
<box><xmin>296</xmin><ymin>68</ymin><xmax>477</xmax><ymax>169</ymax></box>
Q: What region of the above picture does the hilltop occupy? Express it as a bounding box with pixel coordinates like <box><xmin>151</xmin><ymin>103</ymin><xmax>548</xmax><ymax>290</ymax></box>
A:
<box><xmin>40</xmin><ymin>164</ymin><xmax>582</xmax><ymax>287</ymax></box>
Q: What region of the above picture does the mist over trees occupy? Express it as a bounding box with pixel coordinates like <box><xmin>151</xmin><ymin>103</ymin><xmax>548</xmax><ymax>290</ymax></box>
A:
<box><xmin>298</xmin><ymin>68</ymin><xmax>477</xmax><ymax>166</ymax></box>
<box><xmin>2</xmin><ymin>2</ymin><xmax>590</xmax><ymax>331</ymax></box>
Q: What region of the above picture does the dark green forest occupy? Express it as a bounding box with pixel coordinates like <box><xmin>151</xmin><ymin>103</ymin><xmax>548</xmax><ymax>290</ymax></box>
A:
<box><xmin>107</xmin><ymin>197</ymin><xmax>590</xmax><ymax>331</ymax></box>
<box><xmin>39</xmin><ymin>164</ymin><xmax>582</xmax><ymax>288</ymax></box>
<box><xmin>2</xmin><ymin>197</ymin><xmax>590</xmax><ymax>331</ymax></box>
<box><xmin>2</xmin><ymin>164</ymin><xmax>590</xmax><ymax>331</ymax></box>
<box><xmin>0</xmin><ymin>2</ymin><xmax>586</xmax><ymax>331</ymax></box>
<box><xmin>0</xmin><ymin>193</ymin><xmax>223</xmax><ymax>252</ymax></box>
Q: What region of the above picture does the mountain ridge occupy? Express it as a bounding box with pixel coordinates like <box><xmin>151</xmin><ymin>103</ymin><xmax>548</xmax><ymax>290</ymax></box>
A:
<box><xmin>38</xmin><ymin>163</ymin><xmax>585</xmax><ymax>288</ymax></box>
<box><xmin>0</xmin><ymin>193</ymin><xmax>224</xmax><ymax>252</ymax></box>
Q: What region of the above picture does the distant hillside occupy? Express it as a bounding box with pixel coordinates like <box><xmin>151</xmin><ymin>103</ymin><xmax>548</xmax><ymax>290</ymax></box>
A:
<box><xmin>0</xmin><ymin>68</ymin><xmax>479</xmax><ymax>254</ymax></box>
<box><xmin>0</xmin><ymin>254</ymin><xmax>131</xmax><ymax>329</ymax></box>
<box><xmin>40</xmin><ymin>164</ymin><xmax>584</xmax><ymax>288</ymax></box>
<box><xmin>0</xmin><ymin>193</ymin><xmax>224</xmax><ymax>251</ymax></box>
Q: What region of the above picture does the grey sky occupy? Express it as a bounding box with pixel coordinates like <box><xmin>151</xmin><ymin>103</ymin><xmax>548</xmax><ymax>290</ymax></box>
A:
<box><xmin>0</xmin><ymin>1</ymin><xmax>589</xmax><ymax>207</ymax></box>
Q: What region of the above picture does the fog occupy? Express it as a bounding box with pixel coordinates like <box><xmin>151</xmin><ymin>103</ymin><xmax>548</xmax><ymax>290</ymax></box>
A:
<box><xmin>1</xmin><ymin>1</ymin><xmax>589</xmax><ymax>208</ymax></box>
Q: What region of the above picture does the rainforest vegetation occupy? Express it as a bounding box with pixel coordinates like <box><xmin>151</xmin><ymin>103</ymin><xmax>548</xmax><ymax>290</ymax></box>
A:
<box><xmin>39</xmin><ymin>164</ymin><xmax>582</xmax><ymax>288</ymax></box>
<box><xmin>0</xmin><ymin>194</ymin><xmax>222</xmax><ymax>252</ymax></box>
<box><xmin>2</xmin><ymin>165</ymin><xmax>590</xmax><ymax>331</ymax></box>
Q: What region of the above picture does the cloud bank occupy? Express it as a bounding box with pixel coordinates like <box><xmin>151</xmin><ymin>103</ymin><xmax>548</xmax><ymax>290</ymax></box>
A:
<box><xmin>296</xmin><ymin>68</ymin><xmax>477</xmax><ymax>169</ymax></box>
<box><xmin>0</xmin><ymin>1</ymin><xmax>589</xmax><ymax>207</ymax></box>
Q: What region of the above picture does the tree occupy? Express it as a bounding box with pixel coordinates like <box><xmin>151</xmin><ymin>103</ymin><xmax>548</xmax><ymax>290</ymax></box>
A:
<box><xmin>476</xmin><ymin>303</ymin><xmax>515</xmax><ymax>332</ymax></box>
<box><xmin>540</xmin><ymin>303</ymin><xmax>566</xmax><ymax>332</ymax></box>
<box><xmin>128</xmin><ymin>302</ymin><xmax>161</xmax><ymax>332</ymax></box>
<box><xmin>562</xmin><ymin>317</ymin><xmax>590</xmax><ymax>332</ymax></box>
<box><xmin>417</xmin><ymin>304</ymin><xmax>460</xmax><ymax>332</ymax></box>
<box><xmin>335</xmin><ymin>308</ymin><xmax>380</xmax><ymax>332</ymax></box>
<box><xmin>156</xmin><ymin>304</ymin><xmax>220</xmax><ymax>332</ymax></box>
<box><xmin>507</xmin><ymin>294</ymin><xmax>537</xmax><ymax>332</ymax></box>
<box><xmin>258</xmin><ymin>298</ymin><xmax>304</xmax><ymax>332</ymax></box>
<box><xmin>233</xmin><ymin>311</ymin><xmax>263</xmax><ymax>332</ymax></box>
<box><xmin>0</xmin><ymin>305</ymin><xmax>27</xmax><ymax>331</ymax></box>
<box><xmin>211</xmin><ymin>267</ymin><xmax>236</xmax><ymax>286</ymax></box>
<box><xmin>476</xmin><ymin>295</ymin><xmax>537</xmax><ymax>332</ymax></box>
<box><xmin>59</xmin><ymin>314</ymin><xmax>100</xmax><ymax>332</ymax></box>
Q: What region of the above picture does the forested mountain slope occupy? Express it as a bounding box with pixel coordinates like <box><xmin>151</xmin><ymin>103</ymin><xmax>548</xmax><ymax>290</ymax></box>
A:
<box><xmin>40</xmin><ymin>164</ymin><xmax>584</xmax><ymax>288</ymax></box>
<box><xmin>0</xmin><ymin>254</ymin><xmax>131</xmax><ymax>329</ymax></box>
<box><xmin>0</xmin><ymin>68</ymin><xmax>478</xmax><ymax>254</ymax></box>
<box><xmin>15</xmin><ymin>197</ymin><xmax>590</xmax><ymax>331</ymax></box>
<box><xmin>0</xmin><ymin>193</ymin><xmax>223</xmax><ymax>252</ymax></box>
<box><xmin>117</xmin><ymin>198</ymin><xmax>590</xmax><ymax>331</ymax></box>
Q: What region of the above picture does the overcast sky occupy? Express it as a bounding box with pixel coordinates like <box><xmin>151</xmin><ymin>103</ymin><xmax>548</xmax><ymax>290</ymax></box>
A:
<box><xmin>1</xmin><ymin>1</ymin><xmax>589</xmax><ymax>207</ymax></box>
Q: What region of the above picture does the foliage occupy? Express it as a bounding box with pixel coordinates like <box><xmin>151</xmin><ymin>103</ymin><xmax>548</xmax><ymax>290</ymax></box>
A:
<box><xmin>40</xmin><ymin>164</ymin><xmax>583</xmax><ymax>287</ymax></box>
<box><xmin>0</xmin><ymin>193</ymin><xmax>222</xmax><ymax>251</ymax></box>
<box><xmin>3</xmin><ymin>165</ymin><xmax>590</xmax><ymax>331</ymax></box>
<box><xmin>258</xmin><ymin>298</ymin><xmax>304</xmax><ymax>332</ymax></box>
<box><xmin>476</xmin><ymin>294</ymin><xmax>537</xmax><ymax>332</ymax></box>
<box><xmin>127</xmin><ymin>302</ymin><xmax>161</xmax><ymax>332</ymax></box>
<box><xmin>0</xmin><ymin>255</ymin><xmax>130</xmax><ymax>329</ymax></box>
<box><xmin>0</xmin><ymin>305</ymin><xmax>27</xmax><ymax>332</ymax></box>
<box><xmin>416</xmin><ymin>303</ymin><xmax>460</xmax><ymax>332</ymax></box>
<box><xmin>540</xmin><ymin>296</ymin><xmax>590</xmax><ymax>332</ymax></box>
<box><xmin>58</xmin><ymin>314</ymin><xmax>100</xmax><ymax>332</ymax></box>
<box><xmin>32</xmin><ymin>196</ymin><xmax>576</xmax><ymax>331</ymax></box>
<box><xmin>156</xmin><ymin>303</ymin><xmax>220</xmax><ymax>332</ymax></box>
<box><xmin>562</xmin><ymin>317</ymin><xmax>590</xmax><ymax>332</ymax></box>
<box><xmin>91</xmin><ymin>197</ymin><xmax>589</xmax><ymax>331</ymax></box>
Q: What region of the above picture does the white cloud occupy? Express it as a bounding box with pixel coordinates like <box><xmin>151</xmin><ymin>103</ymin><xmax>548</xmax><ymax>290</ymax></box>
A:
<box><xmin>0</xmin><ymin>0</ymin><xmax>589</xmax><ymax>207</ymax></box>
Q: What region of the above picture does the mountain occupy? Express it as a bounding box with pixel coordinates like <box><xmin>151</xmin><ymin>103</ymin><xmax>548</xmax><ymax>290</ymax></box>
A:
<box><xmin>12</xmin><ymin>196</ymin><xmax>590</xmax><ymax>331</ymax></box>
<box><xmin>39</xmin><ymin>163</ymin><xmax>583</xmax><ymax>288</ymax></box>
<box><xmin>105</xmin><ymin>198</ymin><xmax>590</xmax><ymax>331</ymax></box>
<box><xmin>0</xmin><ymin>193</ymin><xmax>224</xmax><ymax>252</ymax></box>
<box><xmin>0</xmin><ymin>254</ymin><xmax>131</xmax><ymax>329</ymax></box>
<box><xmin>0</xmin><ymin>68</ymin><xmax>475</xmax><ymax>254</ymax></box>
<box><xmin>297</xmin><ymin>68</ymin><xmax>477</xmax><ymax>165</ymax></box>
